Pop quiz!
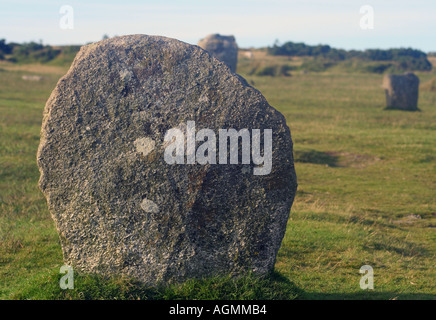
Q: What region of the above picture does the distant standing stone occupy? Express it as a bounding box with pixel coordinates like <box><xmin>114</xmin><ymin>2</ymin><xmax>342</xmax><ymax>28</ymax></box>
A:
<box><xmin>37</xmin><ymin>34</ymin><xmax>297</xmax><ymax>286</ymax></box>
<box><xmin>198</xmin><ymin>34</ymin><xmax>238</xmax><ymax>73</ymax></box>
<box><xmin>382</xmin><ymin>72</ymin><xmax>420</xmax><ymax>111</ymax></box>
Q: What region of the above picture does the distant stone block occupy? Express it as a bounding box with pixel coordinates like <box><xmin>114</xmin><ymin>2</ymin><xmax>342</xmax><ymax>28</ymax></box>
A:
<box><xmin>382</xmin><ymin>73</ymin><xmax>419</xmax><ymax>111</ymax></box>
<box><xmin>198</xmin><ymin>34</ymin><xmax>238</xmax><ymax>73</ymax></box>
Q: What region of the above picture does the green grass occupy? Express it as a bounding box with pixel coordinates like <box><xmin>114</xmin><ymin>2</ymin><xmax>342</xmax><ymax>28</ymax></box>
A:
<box><xmin>9</xmin><ymin>270</ymin><xmax>301</xmax><ymax>300</ymax></box>
<box><xmin>1</xmin><ymin>57</ymin><xmax>435</xmax><ymax>300</ymax></box>
<box><xmin>244</xmin><ymin>70</ymin><xmax>436</xmax><ymax>299</ymax></box>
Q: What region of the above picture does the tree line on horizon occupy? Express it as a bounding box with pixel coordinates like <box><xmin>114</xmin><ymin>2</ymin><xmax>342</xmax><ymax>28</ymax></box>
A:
<box><xmin>0</xmin><ymin>38</ymin><xmax>433</xmax><ymax>73</ymax></box>
<box><xmin>268</xmin><ymin>40</ymin><xmax>432</xmax><ymax>72</ymax></box>
<box><xmin>0</xmin><ymin>39</ymin><xmax>80</xmax><ymax>64</ymax></box>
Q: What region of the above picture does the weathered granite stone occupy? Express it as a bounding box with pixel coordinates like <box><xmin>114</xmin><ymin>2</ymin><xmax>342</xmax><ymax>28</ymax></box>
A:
<box><xmin>198</xmin><ymin>34</ymin><xmax>238</xmax><ymax>73</ymax></box>
<box><xmin>37</xmin><ymin>34</ymin><xmax>297</xmax><ymax>285</ymax></box>
<box><xmin>382</xmin><ymin>72</ymin><xmax>419</xmax><ymax>110</ymax></box>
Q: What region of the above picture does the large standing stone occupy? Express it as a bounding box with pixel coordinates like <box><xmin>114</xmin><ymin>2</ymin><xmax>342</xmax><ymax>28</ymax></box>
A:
<box><xmin>37</xmin><ymin>34</ymin><xmax>297</xmax><ymax>285</ymax></box>
<box><xmin>198</xmin><ymin>34</ymin><xmax>238</xmax><ymax>73</ymax></box>
<box><xmin>382</xmin><ymin>72</ymin><xmax>419</xmax><ymax>110</ymax></box>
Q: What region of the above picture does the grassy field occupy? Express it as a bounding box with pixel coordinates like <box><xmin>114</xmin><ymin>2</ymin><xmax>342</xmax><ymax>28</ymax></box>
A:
<box><xmin>0</xmin><ymin>52</ymin><xmax>435</xmax><ymax>299</ymax></box>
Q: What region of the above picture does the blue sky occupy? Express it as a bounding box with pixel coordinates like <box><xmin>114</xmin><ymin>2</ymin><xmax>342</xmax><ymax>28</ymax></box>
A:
<box><xmin>1</xmin><ymin>0</ymin><xmax>435</xmax><ymax>52</ymax></box>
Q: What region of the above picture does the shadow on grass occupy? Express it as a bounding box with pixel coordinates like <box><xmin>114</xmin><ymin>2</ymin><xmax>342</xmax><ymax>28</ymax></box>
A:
<box><xmin>294</xmin><ymin>150</ymin><xmax>340</xmax><ymax>167</ymax></box>
<box><xmin>384</xmin><ymin>106</ymin><xmax>422</xmax><ymax>112</ymax></box>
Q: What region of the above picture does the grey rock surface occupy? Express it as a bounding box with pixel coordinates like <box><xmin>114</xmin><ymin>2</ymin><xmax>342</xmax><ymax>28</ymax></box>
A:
<box><xmin>37</xmin><ymin>34</ymin><xmax>297</xmax><ymax>285</ymax></box>
<box><xmin>382</xmin><ymin>72</ymin><xmax>419</xmax><ymax>110</ymax></box>
<box><xmin>198</xmin><ymin>34</ymin><xmax>238</xmax><ymax>73</ymax></box>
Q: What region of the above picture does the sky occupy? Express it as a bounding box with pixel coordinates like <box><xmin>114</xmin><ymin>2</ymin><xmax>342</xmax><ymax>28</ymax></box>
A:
<box><xmin>1</xmin><ymin>0</ymin><xmax>435</xmax><ymax>52</ymax></box>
